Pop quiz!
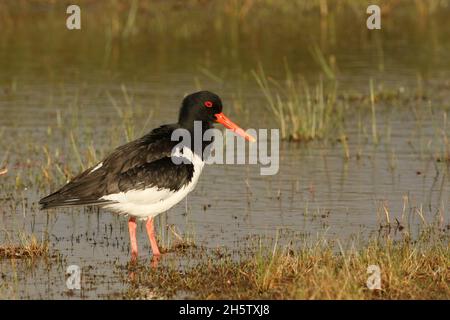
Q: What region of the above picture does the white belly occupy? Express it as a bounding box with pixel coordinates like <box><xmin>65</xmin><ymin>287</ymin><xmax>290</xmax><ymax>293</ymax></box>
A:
<box><xmin>101</xmin><ymin>150</ymin><xmax>204</xmax><ymax>220</ymax></box>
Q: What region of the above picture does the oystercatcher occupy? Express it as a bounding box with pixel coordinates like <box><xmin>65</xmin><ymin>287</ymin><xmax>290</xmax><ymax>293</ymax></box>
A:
<box><xmin>39</xmin><ymin>91</ymin><xmax>255</xmax><ymax>259</ymax></box>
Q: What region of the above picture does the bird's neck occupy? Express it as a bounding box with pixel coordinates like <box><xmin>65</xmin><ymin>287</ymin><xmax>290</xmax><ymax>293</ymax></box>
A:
<box><xmin>177</xmin><ymin>121</ymin><xmax>214</xmax><ymax>160</ymax></box>
<box><xmin>179</xmin><ymin>120</ymin><xmax>213</xmax><ymax>134</ymax></box>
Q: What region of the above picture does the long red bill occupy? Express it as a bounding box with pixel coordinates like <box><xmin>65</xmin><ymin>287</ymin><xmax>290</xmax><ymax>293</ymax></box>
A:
<box><xmin>215</xmin><ymin>112</ymin><xmax>256</xmax><ymax>142</ymax></box>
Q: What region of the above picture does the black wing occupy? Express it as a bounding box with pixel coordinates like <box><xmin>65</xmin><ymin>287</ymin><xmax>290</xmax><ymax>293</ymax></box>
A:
<box><xmin>39</xmin><ymin>124</ymin><xmax>193</xmax><ymax>209</ymax></box>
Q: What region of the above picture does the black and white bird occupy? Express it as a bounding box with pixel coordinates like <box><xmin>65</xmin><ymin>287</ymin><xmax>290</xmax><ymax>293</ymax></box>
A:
<box><xmin>39</xmin><ymin>91</ymin><xmax>255</xmax><ymax>259</ymax></box>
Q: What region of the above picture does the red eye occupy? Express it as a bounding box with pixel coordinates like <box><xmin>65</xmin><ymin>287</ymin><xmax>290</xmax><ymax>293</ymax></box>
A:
<box><xmin>204</xmin><ymin>101</ymin><xmax>213</xmax><ymax>108</ymax></box>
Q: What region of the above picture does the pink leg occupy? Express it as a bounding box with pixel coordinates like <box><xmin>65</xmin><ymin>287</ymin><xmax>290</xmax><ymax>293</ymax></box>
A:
<box><xmin>146</xmin><ymin>217</ymin><xmax>161</xmax><ymax>256</ymax></box>
<box><xmin>128</xmin><ymin>217</ymin><xmax>138</xmax><ymax>260</ymax></box>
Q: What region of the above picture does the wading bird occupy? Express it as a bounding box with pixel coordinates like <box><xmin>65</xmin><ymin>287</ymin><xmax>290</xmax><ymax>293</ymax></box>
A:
<box><xmin>39</xmin><ymin>91</ymin><xmax>255</xmax><ymax>259</ymax></box>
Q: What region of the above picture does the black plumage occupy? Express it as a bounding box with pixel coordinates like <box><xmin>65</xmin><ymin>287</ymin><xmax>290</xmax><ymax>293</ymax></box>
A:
<box><xmin>39</xmin><ymin>125</ymin><xmax>196</xmax><ymax>209</ymax></box>
<box><xmin>39</xmin><ymin>91</ymin><xmax>224</xmax><ymax>211</ymax></box>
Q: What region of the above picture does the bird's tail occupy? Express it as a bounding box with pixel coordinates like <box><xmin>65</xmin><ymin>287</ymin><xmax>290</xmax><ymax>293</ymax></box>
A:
<box><xmin>39</xmin><ymin>191</ymin><xmax>112</xmax><ymax>210</ymax></box>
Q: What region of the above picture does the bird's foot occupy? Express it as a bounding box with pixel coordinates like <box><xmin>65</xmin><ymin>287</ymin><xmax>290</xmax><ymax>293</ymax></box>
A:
<box><xmin>150</xmin><ymin>255</ymin><xmax>161</xmax><ymax>268</ymax></box>
<box><xmin>130</xmin><ymin>251</ymin><xmax>139</xmax><ymax>263</ymax></box>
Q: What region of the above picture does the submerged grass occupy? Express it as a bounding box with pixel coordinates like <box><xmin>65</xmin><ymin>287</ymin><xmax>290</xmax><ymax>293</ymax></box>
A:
<box><xmin>251</xmin><ymin>63</ymin><xmax>446</xmax><ymax>143</ymax></box>
<box><xmin>125</xmin><ymin>233</ymin><xmax>449</xmax><ymax>299</ymax></box>
<box><xmin>156</xmin><ymin>216</ymin><xmax>197</xmax><ymax>255</ymax></box>
<box><xmin>252</xmin><ymin>64</ymin><xmax>344</xmax><ymax>142</ymax></box>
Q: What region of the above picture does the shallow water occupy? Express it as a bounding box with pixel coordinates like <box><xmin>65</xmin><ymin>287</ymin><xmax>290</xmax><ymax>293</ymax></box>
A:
<box><xmin>1</xmin><ymin>86</ymin><xmax>449</xmax><ymax>298</ymax></box>
<box><xmin>1</xmin><ymin>2</ymin><xmax>450</xmax><ymax>299</ymax></box>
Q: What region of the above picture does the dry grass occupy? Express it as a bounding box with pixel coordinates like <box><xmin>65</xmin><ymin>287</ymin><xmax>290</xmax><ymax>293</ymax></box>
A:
<box><xmin>125</xmin><ymin>234</ymin><xmax>449</xmax><ymax>299</ymax></box>
<box><xmin>0</xmin><ymin>234</ymin><xmax>50</xmax><ymax>259</ymax></box>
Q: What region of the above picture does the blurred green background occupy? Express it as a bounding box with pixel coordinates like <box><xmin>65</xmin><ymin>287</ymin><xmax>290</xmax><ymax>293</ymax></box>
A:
<box><xmin>1</xmin><ymin>0</ymin><xmax>449</xmax><ymax>84</ymax></box>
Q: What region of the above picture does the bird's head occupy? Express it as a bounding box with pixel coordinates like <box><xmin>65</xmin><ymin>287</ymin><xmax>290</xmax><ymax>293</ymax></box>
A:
<box><xmin>178</xmin><ymin>91</ymin><xmax>255</xmax><ymax>142</ymax></box>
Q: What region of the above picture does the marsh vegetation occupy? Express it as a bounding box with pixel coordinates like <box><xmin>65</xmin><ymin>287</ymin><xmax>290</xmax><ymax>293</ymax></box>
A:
<box><xmin>126</xmin><ymin>231</ymin><xmax>449</xmax><ymax>299</ymax></box>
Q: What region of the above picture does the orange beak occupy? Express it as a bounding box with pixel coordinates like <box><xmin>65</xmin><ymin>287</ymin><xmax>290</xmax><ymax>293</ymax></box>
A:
<box><xmin>215</xmin><ymin>112</ymin><xmax>256</xmax><ymax>142</ymax></box>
